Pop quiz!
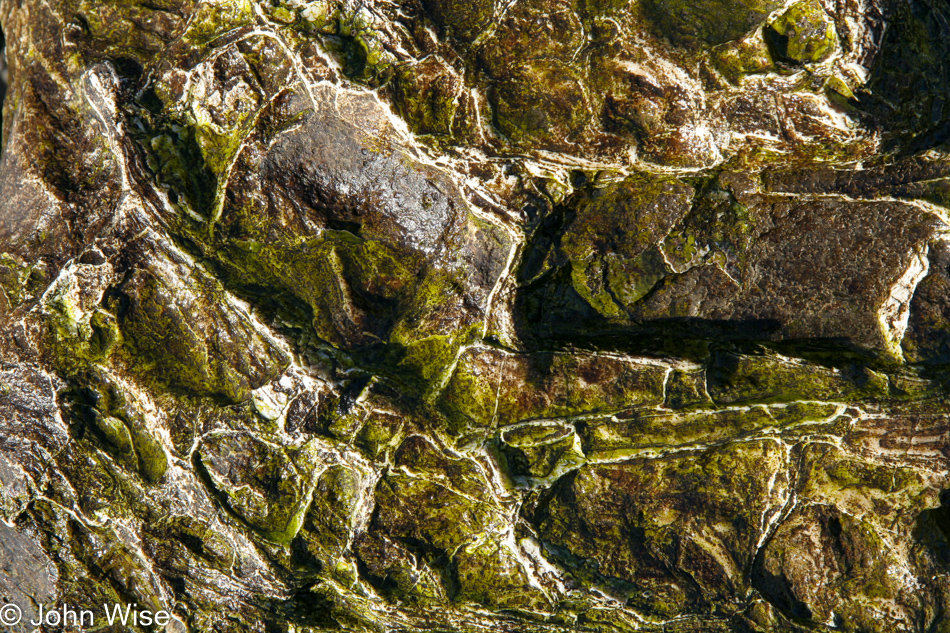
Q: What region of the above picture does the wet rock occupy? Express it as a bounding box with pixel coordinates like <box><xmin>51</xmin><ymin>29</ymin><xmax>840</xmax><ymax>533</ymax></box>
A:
<box><xmin>644</xmin><ymin>0</ymin><xmax>783</xmax><ymax>45</ymax></box>
<box><xmin>64</xmin><ymin>369</ymin><xmax>172</xmax><ymax>484</ymax></box>
<box><xmin>754</xmin><ymin>443</ymin><xmax>943</xmax><ymax>631</ymax></box>
<box><xmin>439</xmin><ymin>347</ymin><xmax>667</xmax><ymax>437</ymax></box>
<box><xmin>116</xmin><ymin>249</ymin><xmax>290</xmax><ymax>403</ymax></box>
<box><xmin>147</xmin><ymin>515</ymin><xmax>237</xmax><ymax>574</ymax></box>
<box><xmin>197</xmin><ymin>431</ymin><xmax>325</xmax><ymax>544</ymax></box>
<box><xmin>766</xmin><ymin>0</ymin><xmax>838</xmax><ymax>64</ymax></box>
<box><xmin>355</xmin><ymin>409</ymin><xmax>407</xmax><ymax>461</ymax></box>
<box><xmin>2</xmin><ymin>0</ymin><xmax>950</xmax><ymax>629</ymax></box>
<box><xmin>0</xmin><ymin>523</ymin><xmax>58</xmax><ymax>633</ymax></box>
<box><xmin>529</xmin><ymin>440</ymin><xmax>789</xmax><ymax>616</ymax></box>
<box><xmin>498</xmin><ymin>421</ymin><xmax>584</xmax><ymax>479</ymax></box>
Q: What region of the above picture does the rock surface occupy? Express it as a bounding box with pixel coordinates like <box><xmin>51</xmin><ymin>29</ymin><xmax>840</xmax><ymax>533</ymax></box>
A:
<box><xmin>0</xmin><ymin>0</ymin><xmax>950</xmax><ymax>631</ymax></box>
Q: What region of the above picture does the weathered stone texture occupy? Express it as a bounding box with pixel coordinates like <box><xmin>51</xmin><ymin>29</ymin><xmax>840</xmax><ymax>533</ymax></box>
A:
<box><xmin>0</xmin><ymin>0</ymin><xmax>950</xmax><ymax>631</ymax></box>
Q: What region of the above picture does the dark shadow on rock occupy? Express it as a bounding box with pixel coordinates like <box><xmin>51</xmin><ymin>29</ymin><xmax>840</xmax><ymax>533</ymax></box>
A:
<box><xmin>762</xmin><ymin>338</ymin><xmax>888</xmax><ymax>371</ymax></box>
<box><xmin>916</xmin><ymin>490</ymin><xmax>950</xmax><ymax>567</ymax></box>
<box><xmin>0</xmin><ymin>26</ymin><xmax>6</xmax><ymax>150</ymax></box>
<box><xmin>860</xmin><ymin>0</ymin><xmax>950</xmax><ymax>154</ymax></box>
<box><xmin>512</xmin><ymin>277</ymin><xmax>784</xmax><ymax>359</ymax></box>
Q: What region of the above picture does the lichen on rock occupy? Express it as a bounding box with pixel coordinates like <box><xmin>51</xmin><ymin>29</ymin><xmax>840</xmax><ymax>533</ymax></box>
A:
<box><xmin>1</xmin><ymin>0</ymin><xmax>950</xmax><ymax>631</ymax></box>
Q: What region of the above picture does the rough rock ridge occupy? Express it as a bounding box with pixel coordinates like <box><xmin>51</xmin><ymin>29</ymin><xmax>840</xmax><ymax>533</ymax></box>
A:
<box><xmin>1</xmin><ymin>0</ymin><xmax>950</xmax><ymax>631</ymax></box>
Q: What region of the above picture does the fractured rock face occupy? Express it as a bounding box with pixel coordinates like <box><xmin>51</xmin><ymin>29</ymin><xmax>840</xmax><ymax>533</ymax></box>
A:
<box><xmin>518</xmin><ymin>169</ymin><xmax>941</xmax><ymax>355</ymax></box>
<box><xmin>1</xmin><ymin>0</ymin><xmax>950</xmax><ymax>631</ymax></box>
<box><xmin>196</xmin><ymin>431</ymin><xmax>326</xmax><ymax>544</ymax></box>
<box><xmin>766</xmin><ymin>0</ymin><xmax>838</xmax><ymax>64</ymax></box>
<box><xmin>529</xmin><ymin>440</ymin><xmax>791</xmax><ymax>616</ymax></box>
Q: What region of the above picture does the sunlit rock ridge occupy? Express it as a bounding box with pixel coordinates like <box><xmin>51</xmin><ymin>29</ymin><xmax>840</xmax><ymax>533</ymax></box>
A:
<box><xmin>1</xmin><ymin>0</ymin><xmax>950</xmax><ymax>630</ymax></box>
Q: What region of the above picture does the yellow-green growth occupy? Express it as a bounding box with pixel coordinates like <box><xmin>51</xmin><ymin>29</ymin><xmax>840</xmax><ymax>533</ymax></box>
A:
<box><xmin>183</xmin><ymin>0</ymin><xmax>254</xmax><ymax>46</ymax></box>
<box><xmin>712</xmin><ymin>34</ymin><xmax>774</xmax><ymax>82</ymax></box>
<box><xmin>767</xmin><ymin>0</ymin><xmax>837</xmax><ymax>64</ymax></box>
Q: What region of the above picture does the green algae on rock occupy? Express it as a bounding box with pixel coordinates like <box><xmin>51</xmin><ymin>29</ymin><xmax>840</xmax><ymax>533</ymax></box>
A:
<box><xmin>197</xmin><ymin>431</ymin><xmax>326</xmax><ymax>544</ymax></box>
<box><xmin>765</xmin><ymin>0</ymin><xmax>838</xmax><ymax>64</ymax></box>
<box><xmin>2</xmin><ymin>0</ymin><xmax>950</xmax><ymax>630</ymax></box>
<box><xmin>644</xmin><ymin>0</ymin><xmax>783</xmax><ymax>45</ymax></box>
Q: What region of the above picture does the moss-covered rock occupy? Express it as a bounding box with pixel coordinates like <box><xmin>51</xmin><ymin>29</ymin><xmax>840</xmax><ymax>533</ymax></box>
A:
<box><xmin>357</xmin><ymin>435</ymin><xmax>551</xmax><ymax>610</ymax></box>
<box><xmin>528</xmin><ymin>440</ymin><xmax>789</xmax><ymax>616</ymax></box>
<box><xmin>643</xmin><ymin>0</ymin><xmax>782</xmax><ymax>45</ymax></box>
<box><xmin>707</xmin><ymin>350</ymin><xmax>886</xmax><ymax>405</ymax></box>
<box><xmin>490</xmin><ymin>61</ymin><xmax>591</xmax><ymax>149</ymax></box>
<box><xmin>91</xmin><ymin>413</ymin><xmax>135</xmax><ymax>458</ymax></box>
<box><xmin>7</xmin><ymin>0</ymin><xmax>950</xmax><ymax>629</ymax></box>
<box><xmin>440</xmin><ymin>347</ymin><xmax>667</xmax><ymax>436</ymax></box>
<box><xmin>218</xmin><ymin>234</ymin><xmax>420</xmax><ymax>350</ymax></box>
<box><xmin>64</xmin><ymin>371</ymin><xmax>170</xmax><ymax>484</ymax></box>
<box><xmin>520</xmin><ymin>182</ymin><xmax>938</xmax><ymax>356</ymax></box>
<box><xmin>41</xmin><ymin>261</ymin><xmax>119</xmax><ymax>375</ymax></box>
<box><xmin>756</xmin><ymin>474</ymin><xmax>936</xmax><ymax>629</ymax></box>
<box><xmin>140</xmin><ymin>35</ymin><xmax>299</xmax><ymax>224</ymax></box>
<box><xmin>516</xmin><ymin>172</ymin><xmax>695</xmax><ymax>338</ymax></box>
<box><xmin>561</xmin><ymin>174</ymin><xmax>693</xmax><ymax>314</ymax></box>
<box><xmin>205</xmin><ymin>92</ymin><xmax>509</xmax><ymax>392</ymax></box>
<box><xmin>355</xmin><ymin>409</ymin><xmax>406</xmax><ymax>461</ymax></box>
<box><xmin>452</xmin><ymin>536</ymin><xmax>553</xmax><ymax>610</ymax></box>
<box><xmin>115</xmin><ymin>251</ymin><xmax>289</xmax><ymax>403</ymax></box>
<box><xmin>376</xmin><ymin>436</ymin><xmax>507</xmax><ymax>549</ymax></box>
<box><xmin>291</xmin><ymin>464</ymin><xmax>368</xmax><ymax>583</ymax></box>
<box><xmin>196</xmin><ymin>431</ymin><xmax>324</xmax><ymax>544</ymax></box>
<box><xmin>580</xmin><ymin>401</ymin><xmax>841</xmax><ymax>457</ymax></box>
<box><xmin>499</xmin><ymin>421</ymin><xmax>585</xmax><ymax>479</ymax></box>
<box><xmin>712</xmin><ymin>34</ymin><xmax>774</xmax><ymax>82</ymax></box>
<box><xmin>663</xmin><ymin>367</ymin><xmax>712</xmax><ymax>409</ymax></box>
<box><xmin>0</xmin><ymin>253</ymin><xmax>47</xmax><ymax>313</ymax></box>
<box><xmin>71</xmin><ymin>0</ymin><xmax>194</xmax><ymax>61</ymax></box>
<box><xmin>181</xmin><ymin>0</ymin><xmax>254</xmax><ymax>47</ymax></box>
<box><xmin>422</xmin><ymin>0</ymin><xmax>497</xmax><ymax>41</ymax></box>
<box><xmin>390</xmin><ymin>59</ymin><xmax>466</xmax><ymax>138</ymax></box>
<box><xmin>145</xmin><ymin>514</ymin><xmax>237</xmax><ymax>575</ymax></box>
<box><xmin>766</xmin><ymin>0</ymin><xmax>838</xmax><ymax>64</ymax></box>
